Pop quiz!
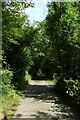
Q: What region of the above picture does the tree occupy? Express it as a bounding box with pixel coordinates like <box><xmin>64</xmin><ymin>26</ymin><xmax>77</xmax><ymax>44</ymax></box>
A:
<box><xmin>28</xmin><ymin>21</ymin><xmax>49</xmax><ymax>79</ymax></box>
<box><xmin>2</xmin><ymin>1</ymin><xmax>34</xmax><ymax>89</ymax></box>
<box><xmin>46</xmin><ymin>2</ymin><xmax>80</xmax><ymax>79</ymax></box>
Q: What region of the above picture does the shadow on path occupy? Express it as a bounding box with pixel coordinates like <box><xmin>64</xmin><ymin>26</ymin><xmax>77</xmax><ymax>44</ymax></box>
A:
<box><xmin>15</xmin><ymin>81</ymin><xmax>80</xmax><ymax>120</ymax></box>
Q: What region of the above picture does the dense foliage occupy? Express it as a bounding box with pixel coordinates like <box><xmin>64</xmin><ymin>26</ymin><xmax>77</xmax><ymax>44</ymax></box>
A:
<box><xmin>1</xmin><ymin>1</ymin><xmax>33</xmax><ymax>118</ymax></box>
<box><xmin>2</xmin><ymin>2</ymin><xmax>33</xmax><ymax>89</ymax></box>
<box><xmin>46</xmin><ymin>2</ymin><xmax>80</xmax><ymax>79</ymax></box>
<box><xmin>46</xmin><ymin>2</ymin><xmax>80</xmax><ymax>106</ymax></box>
<box><xmin>1</xmin><ymin>1</ymin><xmax>80</xmax><ymax>114</ymax></box>
<box><xmin>1</xmin><ymin>69</ymin><xmax>13</xmax><ymax>94</ymax></box>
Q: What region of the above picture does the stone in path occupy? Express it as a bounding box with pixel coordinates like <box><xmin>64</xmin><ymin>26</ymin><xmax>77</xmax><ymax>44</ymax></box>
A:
<box><xmin>14</xmin><ymin>80</ymin><xmax>79</xmax><ymax>120</ymax></box>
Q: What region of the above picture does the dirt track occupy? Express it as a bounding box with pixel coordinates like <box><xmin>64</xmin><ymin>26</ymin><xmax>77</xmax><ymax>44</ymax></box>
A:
<box><xmin>14</xmin><ymin>80</ymin><xmax>79</xmax><ymax>120</ymax></box>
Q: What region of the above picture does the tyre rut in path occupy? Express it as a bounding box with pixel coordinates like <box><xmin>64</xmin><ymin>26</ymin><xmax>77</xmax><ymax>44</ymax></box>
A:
<box><xmin>14</xmin><ymin>80</ymin><xmax>79</xmax><ymax>120</ymax></box>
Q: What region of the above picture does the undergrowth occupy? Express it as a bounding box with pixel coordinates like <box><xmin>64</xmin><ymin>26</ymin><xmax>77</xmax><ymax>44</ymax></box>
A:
<box><xmin>1</xmin><ymin>90</ymin><xmax>20</xmax><ymax>118</ymax></box>
<box><xmin>0</xmin><ymin>69</ymin><xmax>21</xmax><ymax>119</ymax></box>
<box><xmin>55</xmin><ymin>78</ymin><xmax>80</xmax><ymax>107</ymax></box>
<box><xmin>0</xmin><ymin>69</ymin><xmax>32</xmax><ymax>119</ymax></box>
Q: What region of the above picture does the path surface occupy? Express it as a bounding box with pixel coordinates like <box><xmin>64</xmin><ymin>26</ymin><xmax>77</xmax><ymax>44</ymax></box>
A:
<box><xmin>14</xmin><ymin>80</ymin><xmax>79</xmax><ymax>120</ymax></box>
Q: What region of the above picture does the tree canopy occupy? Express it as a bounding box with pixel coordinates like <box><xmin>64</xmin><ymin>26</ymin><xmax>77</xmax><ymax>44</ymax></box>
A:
<box><xmin>2</xmin><ymin>1</ymin><xmax>80</xmax><ymax>106</ymax></box>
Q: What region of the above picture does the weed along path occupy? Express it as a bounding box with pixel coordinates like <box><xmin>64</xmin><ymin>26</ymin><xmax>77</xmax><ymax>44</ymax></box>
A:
<box><xmin>14</xmin><ymin>80</ymin><xmax>79</xmax><ymax>120</ymax></box>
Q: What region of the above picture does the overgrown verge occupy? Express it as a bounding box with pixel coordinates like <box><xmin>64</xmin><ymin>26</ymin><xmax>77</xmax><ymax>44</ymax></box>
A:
<box><xmin>55</xmin><ymin>78</ymin><xmax>80</xmax><ymax>111</ymax></box>
<box><xmin>0</xmin><ymin>69</ymin><xmax>21</xmax><ymax>119</ymax></box>
<box><xmin>0</xmin><ymin>69</ymin><xmax>32</xmax><ymax>119</ymax></box>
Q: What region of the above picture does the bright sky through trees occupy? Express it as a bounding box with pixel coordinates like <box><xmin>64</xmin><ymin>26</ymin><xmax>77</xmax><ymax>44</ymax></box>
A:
<box><xmin>25</xmin><ymin>0</ymin><xmax>51</xmax><ymax>23</ymax></box>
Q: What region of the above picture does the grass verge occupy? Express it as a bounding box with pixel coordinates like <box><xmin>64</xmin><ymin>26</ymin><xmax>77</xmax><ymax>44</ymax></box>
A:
<box><xmin>45</xmin><ymin>79</ymin><xmax>57</xmax><ymax>85</ymax></box>
<box><xmin>0</xmin><ymin>90</ymin><xmax>21</xmax><ymax>119</ymax></box>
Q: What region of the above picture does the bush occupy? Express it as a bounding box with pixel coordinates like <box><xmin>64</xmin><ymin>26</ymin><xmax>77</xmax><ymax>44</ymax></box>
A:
<box><xmin>55</xmin><ymin>78</ymin><xmax>80</xmax><ymax>106</ymax></box>
<box><xmin>0</xmin><ymin>69</ymin><xmax>21</xmax><ymax>119</ymax></box>
<box><xmin>25</xmin><ymin>71</ymin><xmax>32</xmax><ymax>83</ymax></box>
<box><xmin>0</xmin><ymin>69</ymin><xmax>14</xmax><ymax>95</ymax></box>
<box><xmin>64</xmin><ymin>79</ymin><xmax>80</xmax><ymax>105</ymax></box>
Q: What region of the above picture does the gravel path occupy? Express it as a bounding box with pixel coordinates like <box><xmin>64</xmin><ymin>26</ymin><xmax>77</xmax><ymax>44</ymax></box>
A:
<box><xmin>14</xmin><ymin>80</ymin><xmax>79</xmax><ymax>120</ymax></box>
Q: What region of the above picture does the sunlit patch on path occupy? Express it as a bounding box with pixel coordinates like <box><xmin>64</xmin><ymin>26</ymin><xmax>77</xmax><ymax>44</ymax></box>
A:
<box><xmin>14</xmin><ymin>80</ymin><xmax>79</xmax><ymax>120</ymax></box>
